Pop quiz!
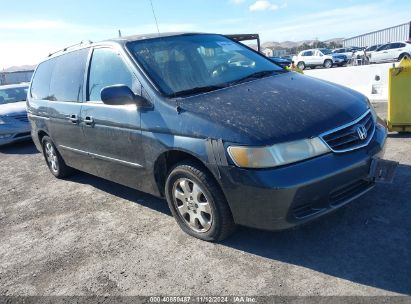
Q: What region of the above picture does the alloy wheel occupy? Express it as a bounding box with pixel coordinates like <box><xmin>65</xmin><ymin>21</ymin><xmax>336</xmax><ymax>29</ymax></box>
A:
<box><xmin>45</xmin><ymin>142</ymin><xmax>58</xmax><ymax>173</ymax></box>
<box><xmin>324</xmin><ymin>60</ymin><xmax>332</xmax><ymax>68</ymax></box>
<box><xmin>172</xmin><ymin>178</ymin><xmax>213</xmax><ymax>232</ymax></box>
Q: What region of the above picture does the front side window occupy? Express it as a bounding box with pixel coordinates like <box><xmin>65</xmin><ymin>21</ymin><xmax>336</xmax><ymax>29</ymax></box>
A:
<box><xmin>377</xmin><ymin>44</ymin><xmax>389</xmax><ymax>51</ymax></box>
<box><xmin>127</xmin><ymin>34</ymin><xmax>284</xmax><ymax>97</ymax></box>
<box><xmin>49</xmin><ymin>48</ymin><xmax>89</xmax><ymax>102</ymax></box>
<box><xmin>88</xmin><ymin>48</ymin><xmax>135</xmax><ymax>101</ymax></box>
<box><xmin>0</xmin><ymin>86</ymin><xmax>28</xmax><ymax>104</ymax></box>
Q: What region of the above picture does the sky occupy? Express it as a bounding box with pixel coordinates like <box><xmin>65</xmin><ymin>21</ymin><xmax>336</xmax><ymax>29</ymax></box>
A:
<box><xmin>0</xmin><ymin>0</ymin><xmax>410</xmax><ymax>69</ymax></box>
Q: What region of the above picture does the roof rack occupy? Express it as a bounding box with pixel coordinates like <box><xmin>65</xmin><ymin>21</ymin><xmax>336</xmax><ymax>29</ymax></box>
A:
<box><xmin>48</xmin><ymin>40</ymin><xmax>93</xmax><ymax>57</ymax></box>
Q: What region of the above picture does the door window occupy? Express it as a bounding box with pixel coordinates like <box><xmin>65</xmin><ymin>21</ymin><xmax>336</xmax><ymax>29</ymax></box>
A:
<box><xmin>87</xmin><ymin>48</ymin><xmax>137</xmax><ymax>101</ymax></box>
<box><xmin>49</xmin><ymin>48</ymin><xmax>89</xmax><ymax>102</ymax></box>
<box><xmin>378</xmin><ymin>44</ymin><xmax>390</xmax><ymax>51</ymax></box>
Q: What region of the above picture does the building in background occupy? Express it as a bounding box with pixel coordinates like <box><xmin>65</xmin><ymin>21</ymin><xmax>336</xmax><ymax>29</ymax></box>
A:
<box><xmin>343</xmin><ymin>21</ymin><xmax>411</xmax><ymax>47</ymax></box>
<box><xmin>0</xmin><ymin>70</ymin><xmax>34</xmax><ymax>85</ymax></box>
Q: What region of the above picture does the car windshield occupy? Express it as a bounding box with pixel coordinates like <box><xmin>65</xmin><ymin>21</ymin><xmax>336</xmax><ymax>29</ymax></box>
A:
<box><xmin>0</xmin><ymin>86</ymin><xmax>28</xmax><ymax>104</ymax></box>
<box><xmin>319</xmin><ymin>48</ymin><xmax>332</xmax><ymax>55</ymax></box>
<box><xmin>127</xmin><ymin>34</ymin><xmax>285</xmax><ymax>97</ymax></box>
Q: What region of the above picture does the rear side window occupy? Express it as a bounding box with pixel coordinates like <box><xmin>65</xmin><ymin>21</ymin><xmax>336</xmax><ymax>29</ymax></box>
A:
<box><xmin>31</xmin><ymin>59</ymin><xmax>56</xmax><ymax>100</ymax></box>
<box><xmin>49</xmin><ymin>48</ymin><xmax>89</xmax><ymax>102</ymax></box>
<box><xmin>302</xmin><ymin>51</ymin><xmax>313</xmax><ymax>56</ymax></box>
<box><xmin>87</xmin><ymin>48</ymin><xmax>135</xmax><ymax>101</ymax></box>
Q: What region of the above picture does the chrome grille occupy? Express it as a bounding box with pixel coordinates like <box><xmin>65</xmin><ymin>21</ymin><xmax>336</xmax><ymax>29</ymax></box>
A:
<box><xmin>321</xmin><ymin>110</ymin><xmax>375</xmax><ymax>153</ymax></box>
<box><xmin>11</xmin><ymin>114</ymin><xmax>29</xmax><ymax>123</ymax></box>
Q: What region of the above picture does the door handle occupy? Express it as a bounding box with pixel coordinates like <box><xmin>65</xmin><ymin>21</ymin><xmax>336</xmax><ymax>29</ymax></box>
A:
<box><xmin>69</xmin><ymin>114</ymin><xmax>78</xmax><ymax>124</ymax></box>
<box><xmin>84</xmin><ymin>116</ymin><xmax>94</xmax><ymax>126</ymax></box>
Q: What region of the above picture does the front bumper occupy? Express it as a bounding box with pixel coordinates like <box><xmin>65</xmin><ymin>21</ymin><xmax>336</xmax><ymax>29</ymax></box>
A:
<box><xmin>0</xmin><ymin>125</ymin><xmax>32</xmax><ymax>146</ymax></box>
<box><xmin>333</xmin><ymin>58</ymin><xmax>347</xmax><ymax>65</ymax></box>
<box><xmin>219</xmin><ymin>124</ymin><xmax>387</xmax><ymax>231</ymax></box>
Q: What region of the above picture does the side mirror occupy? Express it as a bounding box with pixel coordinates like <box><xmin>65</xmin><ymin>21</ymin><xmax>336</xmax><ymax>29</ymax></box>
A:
<box><xmin>101</xmin><ymin>85</ymin><xmax>150</xmax><ymax>107</ymax></box>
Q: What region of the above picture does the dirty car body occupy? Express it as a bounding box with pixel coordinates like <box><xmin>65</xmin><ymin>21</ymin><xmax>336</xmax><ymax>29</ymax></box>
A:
<box><xmin>27</xmin><ymin>33</ymin><xmax>387</xmax><ymax>238</ymax></box>
<box><xmin>0</xmin><ymin>83</ymin><xmax>31</xmax><ymax>146</ymax></box>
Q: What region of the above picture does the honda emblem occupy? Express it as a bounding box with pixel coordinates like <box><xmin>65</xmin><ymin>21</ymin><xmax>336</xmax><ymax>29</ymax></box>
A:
<box><xmin>356</xmin><ymin>124</ymin><xmax>367</xmax><ymax>140</ymax></box>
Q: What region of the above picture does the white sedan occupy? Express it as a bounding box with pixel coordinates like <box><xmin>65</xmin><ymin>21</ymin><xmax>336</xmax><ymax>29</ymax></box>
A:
<box><xmin>369</xmin><ymin>41</ymin><xmax>411</xmax><ymax>63</ymax></box>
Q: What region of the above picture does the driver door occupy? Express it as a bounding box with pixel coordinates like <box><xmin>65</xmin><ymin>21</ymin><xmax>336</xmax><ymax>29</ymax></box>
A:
<box><xmin>80</xmin><ymin>47</ymin><xmax>147</xmax><ymax>189</ymax></box>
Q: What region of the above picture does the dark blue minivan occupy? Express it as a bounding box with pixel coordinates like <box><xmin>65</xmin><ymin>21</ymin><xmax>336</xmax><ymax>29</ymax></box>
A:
<box><xmin>27</xmin><ymin>33</ymin><xmax>389</xmax><ymax>241</ymax></box>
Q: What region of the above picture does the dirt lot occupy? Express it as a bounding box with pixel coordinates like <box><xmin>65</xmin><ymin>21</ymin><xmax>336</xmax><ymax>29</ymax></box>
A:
<box><xmin>0</xmin><ymin>102</ymin><xmax>410</xmax><ymax>296</ymax></box>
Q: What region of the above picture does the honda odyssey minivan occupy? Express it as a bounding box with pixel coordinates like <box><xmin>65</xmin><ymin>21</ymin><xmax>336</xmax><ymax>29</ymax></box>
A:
<box><xmin>28</xmin><ymin>33</ymin><xmax>390</xmax><ymax>241</ymax></box>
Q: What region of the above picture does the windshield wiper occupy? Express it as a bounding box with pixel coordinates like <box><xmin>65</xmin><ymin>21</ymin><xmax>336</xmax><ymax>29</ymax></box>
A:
<box><xmin>170</xmin><ymin>85</ymin><xmax>225</xmax><ymax>98</ymax></box>
<box><xmin>228</xmin><ymin>70</ymin><xmax>285</xmax><ymax>86</ymax></box>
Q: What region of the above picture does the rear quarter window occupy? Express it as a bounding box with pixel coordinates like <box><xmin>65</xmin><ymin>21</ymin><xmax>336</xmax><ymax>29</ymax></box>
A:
<box><xmin>31</xmin><ymin>59</ymin><xmax>55</xmax><ymax>100</ymax></box>
<box><xmin>49</xmin><ymin>48</ymin><xmax>89</xmax><ymax>102</ymax></box>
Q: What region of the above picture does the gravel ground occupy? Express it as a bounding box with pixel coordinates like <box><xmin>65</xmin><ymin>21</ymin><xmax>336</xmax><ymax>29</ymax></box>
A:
<box><xmin>0</xmin><ymin>103</ymin><xmax>410</xmax><ymax>296</ymax></box>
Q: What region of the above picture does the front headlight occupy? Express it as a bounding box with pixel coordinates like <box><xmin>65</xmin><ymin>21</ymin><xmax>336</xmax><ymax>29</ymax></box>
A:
<box><xmin>227</xmin><ymin>137</ymin><xmax>330</xmax><ymax>169</ymax></box>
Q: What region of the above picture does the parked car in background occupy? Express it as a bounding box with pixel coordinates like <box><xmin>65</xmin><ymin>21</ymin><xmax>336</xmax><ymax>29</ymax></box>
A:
<box><xmin>293</xmin><ymin>48</ymin><xmax>347</xmax><ymax>70</ymax></box>
<box><xmin>0</xmin><ymin>83</ymin><xmax>31</xmax><ymax>146</ymax></box>
<box><xmin>360</xmin><ymin>44</ymin><xmax>382</xmax><ymax>61</ymax></box>
<box><xmin>369</xmin><ymin>41</ymin><xmax>411</xmax><ymax>64</ymax></box>
<box><xmin>281</xmin><ymin>55</ymin><xmax>294</xmax><ymax>61</ymax></box>
<box><xmin>268</xmin><ymin>56</ymin><xmax>291</xmax><ymax>68</ymax></box>
<box><xmin>28</xmin><ymin>33</ymin><xmax>387</xmax><ymax>241</ymax></box>
<box><xmin>333</xmin><ymin>47</ymin><xmax>354</xmax><ymax>60</ymax></box>
<box><xmin>349</xmin><ymin>45</ymin><xmax>382</xmax><ymax>62</ymax></box>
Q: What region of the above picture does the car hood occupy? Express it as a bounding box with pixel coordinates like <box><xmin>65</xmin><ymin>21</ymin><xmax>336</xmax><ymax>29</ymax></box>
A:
<box><xmin>0</xmin><ymin>101</ymin><xmax>27</xmax><ymax>116</ymax></box>
<box><xmin>176</xmin><ymin>73</ymin><xmax>369</xmax><ymax>145</ymax></box>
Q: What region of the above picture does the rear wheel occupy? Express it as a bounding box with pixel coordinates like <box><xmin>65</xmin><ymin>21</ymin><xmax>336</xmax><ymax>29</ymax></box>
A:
<box><xmin>324</xmin><ymin>59</ymin><xmax>333</xmax><ymax>68</ymax></box>
<box><xmin>41</xmin><ymin>136</ymin><xmax>73</xmax><ymax>178</ymax></box>
<box><xmin>165</xmin><ymin>161</ymin><xmax>236</xmax><ymax>241</ymax></box>
<box><xmin>297</xmin><ymin>61</ymin><xmax>305</xmax><ymax>70</ymax></box>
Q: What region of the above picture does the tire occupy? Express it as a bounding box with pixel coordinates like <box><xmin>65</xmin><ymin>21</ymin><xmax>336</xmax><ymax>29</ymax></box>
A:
<box><xmin>297</xmin><ymin>61</ymin><xmax>305</xmax><ymax>70</ymax></box>
<box><xmin>399</xmin><ymin>53</ymin><xmax>410</xmax><ymax>61</ymax></box>
<box><xmin>165</xmin><ymin>161</ymin><xmax>236</xmax><ymax>241</ymax></box>
<box><xmin>41</xmin><ymin>136</ymin><xmax>73</xmax><ymax>178</ymax></box>
<box><xmin>324</xmin><ymin>59</ymin><xmax>333</xmax><ymax>68</ymax></box>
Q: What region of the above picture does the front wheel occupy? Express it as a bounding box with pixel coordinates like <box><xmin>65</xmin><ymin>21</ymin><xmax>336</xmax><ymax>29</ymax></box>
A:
<box><xmin>165</xmin><ymin>161</ymin><xmax>236</xmax><ymax>241</ymax></box>
<box><xmin>324</xmin><ymin>59</ymin><xmax>333</xmax><ymax>68</ymax></box>
<box><xmin>399</xmin><ymin>53</ymin><xmax>410</xmax><ymax>61</ymax></box>
<box><xmin>297</xmin><ymin>61</ymin><xmax>305</xmax><ymax>70</ymax></box>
